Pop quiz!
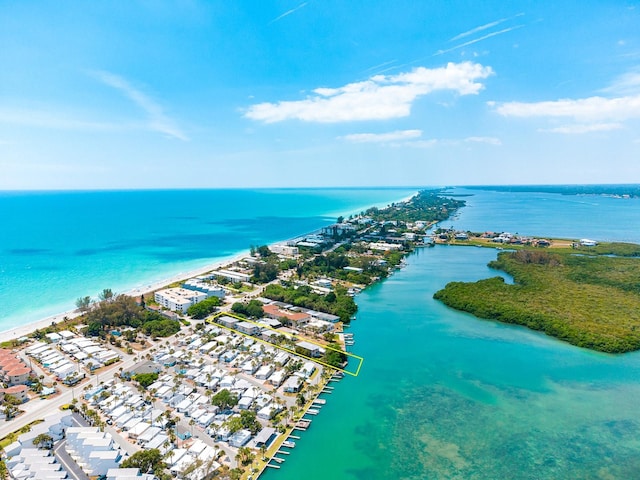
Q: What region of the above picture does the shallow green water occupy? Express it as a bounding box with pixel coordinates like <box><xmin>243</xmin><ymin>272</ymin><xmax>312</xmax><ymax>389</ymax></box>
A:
<box><xmin>264</xmin><ymin>246</ymin><xmax>640</xmax><ymax>479</ymax></box>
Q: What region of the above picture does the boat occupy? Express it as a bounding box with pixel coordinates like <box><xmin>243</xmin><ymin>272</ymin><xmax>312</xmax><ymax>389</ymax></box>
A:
<box><xmin>282</xmin><ymin>440</ymin><xmax>296</xmax><ymax>448</ymax></box>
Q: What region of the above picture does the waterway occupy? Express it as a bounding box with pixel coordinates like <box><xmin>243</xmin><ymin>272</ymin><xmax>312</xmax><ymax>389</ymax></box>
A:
<box><xmin>264</xmin><ymin>188</ymin><xmax>640</xmax><ymax>479</ymax></box>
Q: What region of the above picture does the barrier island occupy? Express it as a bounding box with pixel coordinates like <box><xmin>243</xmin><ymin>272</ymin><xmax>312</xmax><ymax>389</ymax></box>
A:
<box><xmin>434</xmin><ymin>244</ymin><xmax>640</xmax><ymax>353</ymax></box>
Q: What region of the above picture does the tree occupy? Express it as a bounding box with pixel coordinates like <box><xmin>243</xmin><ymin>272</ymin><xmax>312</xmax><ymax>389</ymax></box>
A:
<box><xmin>211</xmin><ymin>389</ymin><xmax>238</xmax><ymax>410</ymax></box>
<box><xmin>33</xmin><ymin>433</ymin><xmax>54</xmax><ymax>449</ymax></box>
<box><xmin>98</xmin><ymin>288</ymin><xmax>114</xmax><ymax>302</ymax></box>
<box><xmin>120</xmin><ymin>449</ymin><xmax>166</xmax><ymax>474</ymax></box>
<box><xmin>75</xmin><ymin>296</ymin><xmax>92</xmax><ymax>313</ymax></box>
<box><xmin>86</xmin><ymin>321</ymin><xmax>102</xmax><ymax>337</ymax></box>
<box><xmin>236</xmin><ymin>446</ymin><xmax>255</xmax><ymax>466</ymax></box>
<box><xmin>186</xmin><ymin>297</ymin><xmax>221</xmax><ymax>319</ymax></box>
<box><xmin>231</xmin><ymin>300</ymin><xmax>264</xmax><ymax>318</ymax></box>
<box><xmin>239</xmin><ymin>410</ymin><xmax>262</xmax><ymax>435</ymax></box>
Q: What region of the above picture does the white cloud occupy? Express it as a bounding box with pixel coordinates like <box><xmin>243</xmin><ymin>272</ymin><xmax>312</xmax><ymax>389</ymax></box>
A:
<box><xmin>464</xmin><ymin>136</ymin><xmax>502</xmax><ymax>145</ymax></box>
<box><xmin>340</xmin><ymin>129</ymin><xmax>422</xmax><ymax>143</ymax></box>
<box><xmin>492</xmin><ymin>94</ymin><xmax>640</xmax><ymax>122</ymax></box>
<box><xmin>91</xmin><ymin>70</ymin><xmax>188</xmax><ymax>141</ymax></box>
<box><xmin>541</xmin><ymin>123</ymin><xmax>624</xmax><ymax>134</ymax></box>
<box><xmin>245</xmin><ymin>62</ymin><xmax>493</xmax><ymax>123</ymax></box>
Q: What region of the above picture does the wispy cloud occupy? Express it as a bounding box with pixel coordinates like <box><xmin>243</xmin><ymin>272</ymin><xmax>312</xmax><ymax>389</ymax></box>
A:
<box><xmin>91</xmin><ymin>70</ymin><xmax>188</xmax><ymax>141</ymax></box>
<box><xmin>339</xmin><ymin>130</ymin><xmax>501</xmax><ymax>148</ymax></box>
<box><xmin>435</xmin><ymin>26</ymin><xmax>524</xmax><ymax>56</ymax></box>
<box><xmin>340</xmin><ymin>129</ymin><xmax>422</xmax><ymax>143</ymax></box>
<box><xmin>449</xmin><ymin>13</ymin><xmax>524</xmax><ymax>42</ymax></box>
<box><xmin>245</xmin><ymin>62</ymin><xmax>493</xmax><ymax>123</ymax></box>
<box><xmin>491</xmin><ymin>94</ymin><xmax>640</xmax><ymax>122</ymax></box>
<box><xmin>464</xmin><ymin>136</ymin><xmax>502</xmax><ymax>145</ymax></box>
<box><xmin>541</xmin><ymin>123</ymin><xmax>623</xmax><ymax>134</ymax></box>
<box><xmin>601</xmin><ymin>70</ymin><xmax>640</xmax><ymax>95</ymax></box>
<box><xmin>269</xmin><ymin>2</ymin><xmax>308</xmax><ymax>25</ymax></box>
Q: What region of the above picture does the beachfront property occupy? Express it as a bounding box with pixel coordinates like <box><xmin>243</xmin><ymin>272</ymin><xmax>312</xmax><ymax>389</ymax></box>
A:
<box><xmin>321</xmin><ymin>222</ymin><xmax>357</xmax><ymax>237</ymax></box>
<box><xmin>269</xmin><ymin>244</ymin><xmax>299</xmax><ymax>256</ymax></box>
<box><xmin>154</xmin><ymin>287</ymin><xmax>208</xmax><ymax>313</ymax></box>
<box><xmin>182</xmin><ymin>278</ymin><xmax>226</xmax><ymax>299</ymax></box>
<box><xmin>208</xmin><ymin>269</ymin><xmax>251</xmax><ymax>284</ymax></box>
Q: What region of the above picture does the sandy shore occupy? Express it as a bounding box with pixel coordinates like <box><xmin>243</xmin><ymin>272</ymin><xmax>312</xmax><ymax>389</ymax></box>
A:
<box><xmin>0</xmin><ymin>250</ymin><xmax>250</xmax><ymax>344</ymax></box>
<box><xmin>0</xmin><ymin>191</ymin><xmax>419</xmax><ymax>345</ymax></box>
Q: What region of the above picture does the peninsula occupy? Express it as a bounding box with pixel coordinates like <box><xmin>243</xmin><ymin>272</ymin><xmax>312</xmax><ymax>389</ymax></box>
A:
<box><xmin>433</xmin><ymin>234</ymin><xmax>640</xmax><ymax>353</ymax></box>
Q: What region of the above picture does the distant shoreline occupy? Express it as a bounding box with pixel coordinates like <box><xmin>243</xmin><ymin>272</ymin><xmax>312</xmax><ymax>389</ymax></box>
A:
<box><xmin>0</xmin><ymin>190</ymin><xmax>419</xmax><ymax>344</ymax></box>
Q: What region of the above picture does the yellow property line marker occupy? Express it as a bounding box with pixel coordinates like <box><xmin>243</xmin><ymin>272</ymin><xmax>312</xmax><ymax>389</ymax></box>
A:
<box><xmin>207</xmin><ymin>311</ymin><xmax>363</xmax><ymax>377</ymax></box>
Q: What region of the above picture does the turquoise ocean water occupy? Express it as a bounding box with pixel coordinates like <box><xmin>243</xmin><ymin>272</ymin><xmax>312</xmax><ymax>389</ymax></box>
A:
<box><xmin>263</xmin><ymin>187</ymin><xmax>640</xmax><ymax>480</ymax></box>
<box><xmin>0</xmin><ymin>188</ymin><xmax>416</xmax><ymax>332</ymax></box>
<box><xmin>3</xmin><ymin>186</ymin><xmax>640</xmax><ymax>478</ymax></box>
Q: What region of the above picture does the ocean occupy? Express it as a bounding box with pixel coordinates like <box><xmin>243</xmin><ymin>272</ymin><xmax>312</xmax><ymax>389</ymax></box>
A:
<box><xmin>262</xmin><ymin>187</ymin><xmax>640</xmax><ymax>480</ymax></box>
<box><xmin>4</xmin><ymin>186</ymin><xmax>640</xmax><ymax>479</ymax></box>
<box><xmin>0</xmin><ymin>188</ymin><xmax>417</xmax><ymax>333</ymax></box>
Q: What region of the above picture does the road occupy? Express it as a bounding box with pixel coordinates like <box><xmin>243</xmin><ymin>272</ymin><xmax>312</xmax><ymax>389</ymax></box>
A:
<box><xmin>53</xmin><ymin>414</ymin><xmax>91</xmax><ymax>480</ymax></box>
<box><xmin>0</xmin><ymin>339</ymin><xmax>156</xmax><ymax>440</ymax></box>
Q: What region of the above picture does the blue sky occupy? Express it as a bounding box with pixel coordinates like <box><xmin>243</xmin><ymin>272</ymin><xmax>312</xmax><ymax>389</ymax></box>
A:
<box><xmin>1</xmin><ymin>1</ymin><xmax>639</xmax><ymax>189</ymax></box>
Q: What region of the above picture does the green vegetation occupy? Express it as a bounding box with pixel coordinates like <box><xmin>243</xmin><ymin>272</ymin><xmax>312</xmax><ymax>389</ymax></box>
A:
<box><xmin>230</xmin><ymin>300</ymin><xmax>264</xmax><ymax>318</ymax></box>
<box><xmin>322</xmin><ymin>342</ymin><xmax>347</xmax><ymax>368</ymax></box>
<box><xmin>263</xmin><ymin>284</ymin><xmax>357</xmax><ymax>322</ymax></box>
<box><xmin>364</xmin><ymin>190</ymin><xmax>465</xmax><ymax>223</ymax></box>
<box><xmin>83</xmin><ymin>294</ymin><xmax>179</xmax><ymax>338</ymax></box>
<box><xmin>121</xmin><ymin>449</ymin><xmax>168</xmax><ymax>479</ymax></box>
<box><xmin>140</xmin><ymin>318</ymin><xmax>181</xmax><ymax>337</ymax></box>
<box><xmin>133</xmin><ymin>372</ymin><xmax>159</xmax><ymax>388</ymax></box>
<box><xmin>225</xmin><ymin>410</ymin><xmax>262</xmax><ymax>435</ymax></box>
<box><xmin>252</xmin><ymin>262</ymin><xmax>279</xmax><ymax>283</ymax></box>
<box><xmin>211</xmin><ymin>388</ymin><xmax>238</xmax><ymax>410</ymax></box>
<box><xmin>186</xmin><ymin>296</ymin><xmax>221</xmax><ymax>319</ymax></box>
<box><xmin>434</xmin><ymin>248</ymin><xmax>640</xmax><ymax>353</ymax></box>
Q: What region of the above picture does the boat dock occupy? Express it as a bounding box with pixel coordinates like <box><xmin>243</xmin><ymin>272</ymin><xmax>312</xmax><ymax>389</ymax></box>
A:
<box><xmin>294</xmin><ymin>419</ymin><xmax>312</xmax><ymax>431</ymax></box>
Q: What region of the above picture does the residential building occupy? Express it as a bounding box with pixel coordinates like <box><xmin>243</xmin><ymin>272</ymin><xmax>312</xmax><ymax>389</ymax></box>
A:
<box><xmin>154</xmin><ymin>288</ymin><xmax>207</xmax><ymax>313</ymax></box>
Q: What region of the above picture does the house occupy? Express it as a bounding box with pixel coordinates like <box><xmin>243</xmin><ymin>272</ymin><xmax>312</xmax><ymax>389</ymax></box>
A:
<box><xmin>255</xmin><ymin>365</ymin><xmax>274</xmax><ymax>380</ymax></box>
<box><xmin>236</xmin><ymin>321</ymin><xmax>261</xmax><ymax>336</ymax></box>
<box><xmin>268</xmin><ymin>370</ymin><xmax>286</xmax><ymax>387</ymax></box>
<box><xmin>263</xmin><ymin>304</ymin><xmax>310</xmax><ymax>327</ymax></box>
<box><xmin>295</xmin><ymin>341</ymin><xmax>324</xmax><ymax>358</ymax></box>
<box><xmin>218</xmin><ymin>316</ymin><xmax>240</xmax><ymax>329</ymax></box>
<box><xmin>282</xmin><ymin>375</ymin><xmax>303</xmax><ymax>393</ymax></box>
<box><xmin>229</xmin><ymin>429</ymin><xmax>252</xmax><ymax>447</ymax></box>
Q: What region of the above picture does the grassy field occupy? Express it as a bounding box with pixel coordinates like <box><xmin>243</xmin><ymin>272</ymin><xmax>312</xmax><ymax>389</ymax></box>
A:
<box><xmin>433</xmin><ymin>246</ymin><xmax>640</xmax><ymax>353</ymax></box>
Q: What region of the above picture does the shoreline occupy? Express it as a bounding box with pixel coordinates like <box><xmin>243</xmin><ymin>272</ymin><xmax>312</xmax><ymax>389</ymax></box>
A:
<box><xmin>0</xmin><ymin>190</ymin><xmax>419</xmax><ymax>345</ymax></box>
